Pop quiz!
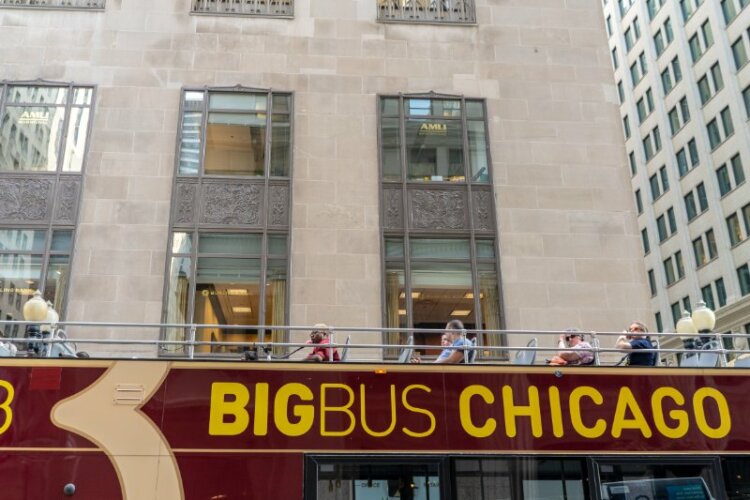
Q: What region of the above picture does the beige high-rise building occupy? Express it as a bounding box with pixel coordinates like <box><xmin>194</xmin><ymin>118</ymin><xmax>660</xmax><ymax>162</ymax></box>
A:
<box><xmin>601</xmin><ymin>0</ymin><xmax>750</xmax><ymax>338</ymax></box>
<box><xmin>0</xmin><ymin>0</ymin><xmax>649</xmax><ymax>358</ymax></box>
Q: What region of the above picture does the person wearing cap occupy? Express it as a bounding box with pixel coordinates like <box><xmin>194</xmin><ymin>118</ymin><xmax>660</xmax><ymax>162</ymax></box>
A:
<box><xmin>548</xmin><ymin>328</ymin><xmax>594</xmax><ymax>366</ymax></box>
<box><xmin>304</xmin><ymin>323</ymin><xmax>340</xmax><ymax>362</ymax></box>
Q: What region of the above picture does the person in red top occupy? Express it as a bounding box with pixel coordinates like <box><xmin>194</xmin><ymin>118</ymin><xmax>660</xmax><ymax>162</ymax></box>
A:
<box><xmin>304</xmin><ymin>323</ymin><xmax>340</xmax><ymax>362</ymax></box>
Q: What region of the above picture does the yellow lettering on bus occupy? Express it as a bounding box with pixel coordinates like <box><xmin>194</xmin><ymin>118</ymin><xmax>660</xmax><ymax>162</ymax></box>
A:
<box><xmin>651</xmin><ymin>387</ymin><xmax>688</xmax><ymax>439</ymax></box>
<box><xmin>502</xmin><ymin>385</ymin><xmax>542</xmax><ymax>438</ymax></box>
<box><xmin>360</xmin><ymin>384</ymin><xmax>397</xmax><ymax>437</ymax></box>
<box><xmin>253</xmin><ymin>383</ymin><xmax>270</xmax><ymax>436</ymax></box>
<box><xmin>693</xmin><ymin>387</ymin><xmax>731</xmax><ymax>439</ymax></box>
<box><xmin>208</xmin><ymin>382</ymin><xmax>249</xmax><ymax>436</ymax></box>
<box><xmin>459</xmin><ymin>385</ymin><xmax>495</xmax><ymax>438</ymax></box>
<box><xmin>402</xmin><ymin>384</ymin><xmax>435</xmax><ymax>438</ymax></box>
<box><xmin>275</xmin><ymin>383</ymin><xmax>314</xmax><ymax>437</ymax></box>
<box><xmin>0</xmin><ymin>380</ymin><xmax>13</xmax><ymax>436</ymax></box>
<box><xmin>611</xmin><ymin>387</ymin><xmax>652</xmax><ymax>438</ymax></box>
<box><xmin>548</xmin><ymin>386</ymin><xmax>564</xmax><ymax>438</ymax></box>
<box><xmin>320</xmin><ymin>383</ymin><xmax>356</xmax><ymax>437</ymax></box>
<box><xmin>569</xmin><ymin>387</ymin><xmax>606</xmax><ymax>438</ymax></box>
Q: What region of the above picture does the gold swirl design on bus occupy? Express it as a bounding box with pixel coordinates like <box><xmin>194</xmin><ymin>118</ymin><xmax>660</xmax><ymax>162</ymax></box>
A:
<box><xmin>52</xmin><ymin>361</ymin><xmax>183</xmax><ymax>500</ymax></box>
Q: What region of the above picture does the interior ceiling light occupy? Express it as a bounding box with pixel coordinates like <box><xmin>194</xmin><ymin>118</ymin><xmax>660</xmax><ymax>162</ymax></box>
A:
<box><xmin>232</xmin><ymin>306</ymin><xmax>252</xmax><ymax>313</ymax></box>
<box><xmin>398</xmin><ymin>292</ymin><xmax>422</xmax><ymax>299</ymax></box>
<box><xmin>227</xmin><ymin>289</ymin><xmax>249</xmax><ymax>296</ymax></box>
<box><xmin>398</xmin><ymin>309</ymin><xmax>407</xmax><ymax>316</ymax></box>
<box><xmin>463</xmin><ymin>292</ymin><xmax>484</xmax><ymax>299</ymax></box>
<box><xmin>450</xmin><ymin>309</ymin><xmax>471</xmax><ymax>317</ymax></box>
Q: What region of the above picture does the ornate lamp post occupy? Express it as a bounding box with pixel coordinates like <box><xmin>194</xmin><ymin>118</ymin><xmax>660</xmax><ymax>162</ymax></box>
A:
<box><xmin>23</xmin><ymin>290</ymin><xmax>49</xmax><ymax>356</ymax></box>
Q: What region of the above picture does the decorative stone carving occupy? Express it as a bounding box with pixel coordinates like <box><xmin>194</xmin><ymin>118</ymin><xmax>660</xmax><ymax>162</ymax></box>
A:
<box><xmin>53</xmin><ymin>179</ymin><xmax>80</xmax><ymax>224</ymax></box>
<box><xmin>472</xmin><ymin>189</ymin><xmax>494</xmax><ymax>232</ymax></box>
<box><xmin>267</xmin><ymin>185</ymin><xmax>289</xmax><ymax>227</ymax></box>
<box><xmin>174</xmin><ymin>182</ymin><xmax>197</xmax><ymax>225</ymax></box>
<box><xmin>0</xmin><ymin>177</ymin><xmax>54</xmax><ymax>223</ymax></box>
<box><xmin>382</xmin><ymin>187</ymin><xmax>403</xmax><ymax>229</ymax></box>
<box><xmin>409</xmin><ymin>189</ymin><xmax>467</xmax><ymax>230</ymax></box>
<box><xmin>201</xmin><ymin>182</ymin><xmax>262</xmax><ymax>226</ymax></box>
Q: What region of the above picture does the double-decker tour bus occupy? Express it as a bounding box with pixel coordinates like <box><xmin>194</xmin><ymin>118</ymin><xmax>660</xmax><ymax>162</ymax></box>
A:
<box><xmin>1</xmin><ymin>341</ymin><xmax>750</xmax><ymax>500</ymax></box>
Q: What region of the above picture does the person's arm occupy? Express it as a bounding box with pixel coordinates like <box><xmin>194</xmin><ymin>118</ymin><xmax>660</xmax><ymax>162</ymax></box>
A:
<box><xmin>435</xmin><ymin>349</ymin><xmax>464</xmax><ymax>364</ymax></box>
<box><xmin>615</xmin><ymin>335</ymin><xmax>632</xmax><ymax>350</ymax></box>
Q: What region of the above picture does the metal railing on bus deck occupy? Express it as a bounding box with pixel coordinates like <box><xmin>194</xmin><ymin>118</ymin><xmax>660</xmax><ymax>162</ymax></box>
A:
<box><xmin>0</xmin><ymin>320</ymin><xmax>749</xmax><ymax>367</ymax></box>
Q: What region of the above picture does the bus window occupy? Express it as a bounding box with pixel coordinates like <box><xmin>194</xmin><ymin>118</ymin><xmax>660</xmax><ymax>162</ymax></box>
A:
<box><xmin>595</xmin><ymin>459</ymin><xmax>721</xmax><ymax>500</ymax></box>
<box><xmin>305</xmin><ymin>455</ymin><xmax>445</xmax><ymax>500</ymax></box>
<box><xmin>721</xmin><ymin>457</ymin><xmax>750</xmax><ymax>499</ymax></box>
<box><xmin>452</xmin><ymin>457</ymin><xmax>588</xmax><ymax>499</ymax></box>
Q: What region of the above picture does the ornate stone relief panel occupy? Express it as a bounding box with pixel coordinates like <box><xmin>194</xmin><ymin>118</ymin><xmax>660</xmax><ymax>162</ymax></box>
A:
<box><xmin>173</xmin><ymin>181</ymin><xmax>197</xmax><ymax>226</ymax></box>
<box><xmin>408</xmin><ymin>188</ymin><xmax>468</xmax><ymax>231</ymax></box>
<box><xmin>200</xmin><ymin>182</ymin><xmax>263</xmax><ymax>227</ymax></box>
<box><xmin>267</xmin><ymin>184</ymin><xmax>289</xmax><ymax>228</ymax></box>
<box><xmin>382</xmin><ymin>186</ymin><xmax>403</xmax><ymax>230</ymax></box>
<box><xmin>472</xmin><ymin>189</ymin><xmax>494</xmax><ymax>232</ymax></box>
<box><xmin>53</xmin><ymin>178</ymin><xmax>81</xmax><ymax>224</ymax></box>
<box><xmin>0</xmin><ymin>177</ymin><xmax>55</xmax><ymax>223</ymax></box>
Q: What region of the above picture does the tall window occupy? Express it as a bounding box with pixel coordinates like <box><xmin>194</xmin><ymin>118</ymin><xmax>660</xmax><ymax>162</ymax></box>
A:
<box><xmin>165</xmin><ymin>87</ymin><xmax>292</xmax><ymax>355</ymax></box>
<box><xmin>0</xmin><ymin>82</ymin><xmax>92</xmax><ymax>324</ymax></box>
<box><xmin>379</xmin><ymin>95</ymin><xmax>502</xmax><ymax>358</ymax></box>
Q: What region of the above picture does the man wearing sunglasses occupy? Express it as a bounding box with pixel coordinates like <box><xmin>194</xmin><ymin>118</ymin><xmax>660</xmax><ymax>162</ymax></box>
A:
<box><xmin>615</xmin><ymin>321</ymin><xmax>656</xmax><ymax>366</ymax></box>
<box><xmin>548</xmin><ymin>328</ymin><xmax>594</xmax><ymax>366</ymax></box>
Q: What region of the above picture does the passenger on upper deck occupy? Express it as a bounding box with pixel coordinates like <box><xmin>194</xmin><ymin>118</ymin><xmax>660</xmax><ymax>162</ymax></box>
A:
<box><xmin>435</xmin><ymin>319</ymin><xmax>467</xmax><ymax>364</ymax></box>
<box><xmin>615</xmin><ymin>321</ymin><xmax>656</xmax><ymax>366</ymax></box>
<box><xmin>548</xmin><ymin>328</ymin><xmax>594</xmax><ymax>366</ymax></box>
<box><xmin>303</xmin><ymin>323</ymin><xmax>340</xmax><ymax>362</ymax></box>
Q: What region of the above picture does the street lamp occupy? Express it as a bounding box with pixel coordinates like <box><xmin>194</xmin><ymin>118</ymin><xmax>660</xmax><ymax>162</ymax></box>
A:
<box><xmin>675</xmin><ymin>301</ymin><xmax>717</xmax><ymax>349</ymax></box>
<box><xmin>23</xmin><ymin>290</ymin><xmax>48</xmax><ymax>356</ymax></box>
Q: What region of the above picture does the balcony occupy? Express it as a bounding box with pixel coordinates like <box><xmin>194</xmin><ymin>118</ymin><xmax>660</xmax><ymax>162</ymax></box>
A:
<box><xmin>191</xmin><ymin>0</ymin><xmax>293</xmax><ymax>17</ymax></box>
<box><xmin>0</xmin><ymin>0</ymin><xmax>104</xmax><ymax>9</ymax></box>
<box><xmin>377</xmin><ymin>0</ymin><xmax>475</xmax><ymax>24</ymax></box>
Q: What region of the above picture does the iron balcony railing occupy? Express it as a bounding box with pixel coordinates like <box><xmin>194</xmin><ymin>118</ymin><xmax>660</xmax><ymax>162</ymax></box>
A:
<box><xmin>377</xmin><ymin>0</ymin><xmax>475</xmax><ymax>24</ymax></box>
<box><xmin>191</xmin><ymin>0</ymin><xmax>293</xmax><ymax>17</ymax></box>
<box><xmin>0</xmin><ymin>0</ymin><xmax>104</xmax><ymax>9</ymax></box>
<box><xmin>1</xmin><ymin>320</ymin><xmax>749</xmax><ymax>368</ymax></box>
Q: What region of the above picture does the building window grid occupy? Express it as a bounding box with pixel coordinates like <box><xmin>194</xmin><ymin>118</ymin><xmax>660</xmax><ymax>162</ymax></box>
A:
<box><xmin>697</xmin><ymin>62</ymin><xmax>724</xmax><ymax>105</ymax></box>
<box><xmin>643</xmin><ymin>125</ymin><xmax>661</xmax><ymax>162</ymax></box>
<box><xmin>0</xmin><ymin>0</ymin><xmax>105</xmax><ymax>10</ymax></box>
<box><xmin>676</xmin><ymin>138</ymin><xmax>700</xmax><ymax>177</ymax></box>
<box><xmin>656</xmin><ymin>206</ymin><xmax>677</xmax><ymax>242</ymax></box>
<box><xmin>722</xmin><ymin>0</ymin><xmax>750</xmax><ymax>24</ymax></box>
<box><xmin>716</xmin><ymin>277</ymin><xmax>728</xmax><ymax>306</ymax></box>
<box><xmin>732</xmin><ymin>35</ymin><xmax>749</xmax><ymax>70</ymax></box>
<box><xmin>684</xmin><ymin>182</ymin><xmax>708</xmax><ymax>221</ymax></box>
<box><xmin>707</xmin><ymin>106</ymin><xmax>734</xmax><ymax>150</ymax></box>
<box><xmin>630</xmin><ymin>51</ymin><xmax>648</xmax><ymax>86</ymax></box>
<box><xmin>716</xmin><ymin>153</ymin><xmax>745</xmax><ymax>196</ymax></box>
<box><xmin>377</xmin><ymin>0</ymin><xmax>476</xmax><ymax>24</ymax></box>
<box><xmin>739</xmin><ymin>264</ymin><xmax>750</xmax><ymax>296</ymax></box>
<box><xmin>648</xmin><ymin>269</ymin><xmax>657</xmax><ymax>296</ymax></box>
<box><xmin>646</xmin><ymin>0</ymin><xmax>665</xmax><ymax>20</ymax></box>
<box><xmin>653</xmin><ymin>17</ymin><xmax>674</xmax><ymax>57</ymax></box>
<box><xmin>688</xmin><ymin>19</ymin><xmax>714</xmax><ymax>64</ymax></box>
<box><xmin>680</xmin><ymin>0</ymin><xmax>705</xmax><ymax>23</ymax></box>
<box><xmin>693</xmin><ymin>229</ymin><xmax>717</xmax><ymax>267</ymax></box>
<box><xmin>661</xmin><ymin>57</ymin><xmax>682</xmax><ymax>95</ymax></box>
<box><xmin>668</xmin><ymin>96</ymin><xmax>691</xmax><ymax>135</ymax></box>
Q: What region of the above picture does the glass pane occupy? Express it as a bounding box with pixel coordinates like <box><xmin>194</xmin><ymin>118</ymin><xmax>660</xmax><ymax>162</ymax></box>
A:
<box><xmin>466</xmin><ymin>101</ymin><xmax>484</xmax><ymax>118</ymax></box>
<box><xmin>267</xmin><ymin>234</ymin><xmax>288</xmax><ymax>255</ymax></box>
<box><xmin>314</xmin><ymin>459</ymin><xmax>441</xmax><ymax>500</ymax></box>
<box><xmin>411</xmin><ymin>262</ymin><xmax>474</xmax><ymax>334</ymax></box>
<box><xmin>205</xmin><ymin>112</ymin><xmax>266</xmax><ymax>176</ymax></box>
<box><xmin>164</xmin><ymin>256</ymin><xmax>192</xmax><ymax>353</ymax></box>
<box><xmin>50</xmin><ymin>231</ymin><xmax>73</xmax><ymax>252</ymax></box>
<box><xmin>381</xmin><ymin>117</ymin><xmax>402</xmax><ymax>181</ymax></box>
<box><xmin>178</xmin><ymin>111</ymin><xmax>202</xmax><ymax>175</ymax></box>
<box><xmin>406</xmin><ymin>118</ymin><xmax>464</xmax><ymax>182</ymax></box>
<box><xmin>198</xmin><ymin>233</ymin><xmax>262</xmax><ymax>255</ymax></box>
<box><xmin>72</xmin><ymin>87</ymin><xmax>93</xmax><ymax>106</ymax></box>
<box><xmin>195</xmin><ymin>257</ymin><xmax>261</xmax><ymax>353</ymax></box>
<box><xmin>0</xmin><ymin>106</ymin><xmax>65</xmax><ymax>172</ymax></box>
<box><xmin>385</xmin><ymin>238</ymin><xmax>404</xmax><ymax>258</ymax></box>
<box><xmin>411</xmin><ymin>239</ymin><xmax>470</xmax><ymax>259</ymax></box>
<box><xmin>0</xmin><ymin>230</ymin><xmax>46</xmax><ymax>252</ymax></box>
<box><xmin>7</xmin><ymin>86</ymin><xmax>68</xmax><ymax>104</ymax></box>
<box><xmin>271</xmin><ymin>94</ymin><xmax>290</xmax><ymax>113</ymax></box>
<box><xmin>468</xmin><ymin>121</ymin><xmax>489</xmax><ymax>183</ymax></box>
<box><xmin>171</xmin><ymin>232</ymin><xmax>193</xmax><ymax>254</ymax></box>
<box><xmin>598</xmin><ymin>460</ymin><xmax>719</xmax><ymax>500</ymax></box>
<box><xmin>209</xmin><ymin>93</ymin><xmax>267</xmax><ymax>111</ymax></box>
<box><xmin>476</xmin><ymin>240</ymin><xmax>496</xmax><ymax>259</ymax></box>
<box><xmin>44</xmin><ymin>255</ymin><xmax>69</xmax><ymax>312</ymax></box>
<box><xmin>270</xmin><ymin>115</ymin><xmax>290</xmax><ymax>177</ymax></box>
<box><xmin>265</xmin><ymin>258</ymin><xmax>287</xmax><ymax>355</ymax></box>
<box><xmin>62</xmin><ymin>106</ymin><xmax>90</xmax><ymax>172</ymax></box>
<box><xmin>0</xmin><ymin>255</ymin><xmax>43</xmax><ymax>313</ymax></box>
<box><xmin>380</xmin><ymin>97</ymin><xmax>399</xmax><ymax>116</ymax></box>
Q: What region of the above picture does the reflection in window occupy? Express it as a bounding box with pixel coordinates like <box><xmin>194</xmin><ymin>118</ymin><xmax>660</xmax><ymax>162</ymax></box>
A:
<box><xmin>454</xmin><ymin>457</ymin><xmax>587</xmax><ymax>500</ymax></box>
<box><xmin>0</xmin><ymin>84</ymin><xmax>92</xmax><ymax>172</ymax></box>
<box><xmin>164</xmin><ymin>232</ymin><xmax>287</xmax><ymax>355</ymax></box>
<box><xmin>596</xmin><ymin>460</ymin><xmax>719</xmax><ymax>500</ymax></box>
<box><xmin>178</xmin><ymin>89</ymin><xmax>291</xmax><ymax>177</ymax></box>
<box><xmin>380</xmin><ymin>96</ymin><xmax>490</xmax><ymax>183</ymax></box>
<box><xmin>0</xmin><ymin>229</ymin><xmax>72</xmax><ymax>335</ymax></box>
